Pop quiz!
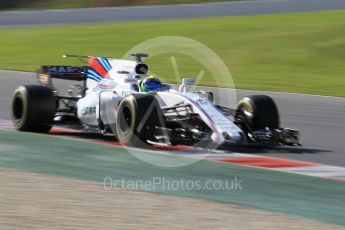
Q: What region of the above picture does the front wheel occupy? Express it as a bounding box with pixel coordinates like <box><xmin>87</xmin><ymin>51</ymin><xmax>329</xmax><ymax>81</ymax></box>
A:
<box><xmin>236</xmin><ymin>95</ymin><xmax>280</xmax><ymax>131</ymax></box>
<box><xmin>116</xmin><ymin>94</ymin><xmax>164</xmax><ymax>147</ymax></box>
<box><xmin>11</xmin><ymin>85</ymin><xmax>56</xmax><ymax>133</ymax></box>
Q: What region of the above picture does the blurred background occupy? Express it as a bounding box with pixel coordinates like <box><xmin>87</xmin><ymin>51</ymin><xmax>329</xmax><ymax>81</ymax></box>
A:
<box><xmin>0</xmin><ymin>0</ymin><xmax>344</xmax><ymax>96</ymax></box>
<box><xmin>0</xmin><ymin>0</ymin><xmax>238</xmax><ymax>10</ymax></box>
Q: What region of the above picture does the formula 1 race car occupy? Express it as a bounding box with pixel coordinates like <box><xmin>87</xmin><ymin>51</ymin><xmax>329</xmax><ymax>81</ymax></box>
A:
<box><xmin>11</xmin><ymin>53</ymin><xmax>300</xmax><ymax>147</ymax></box>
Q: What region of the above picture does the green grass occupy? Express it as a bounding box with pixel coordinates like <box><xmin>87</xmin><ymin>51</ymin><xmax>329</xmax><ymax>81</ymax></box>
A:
<box><xmin>1</xmin><ymin>10</ymin><xmax>345</xmax><ymax>96</ymax></box>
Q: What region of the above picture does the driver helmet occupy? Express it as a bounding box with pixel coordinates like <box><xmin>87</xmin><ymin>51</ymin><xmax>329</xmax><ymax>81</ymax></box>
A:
<box><xmin>140</xmin><ymin>75</ymin><xmax>162</xmax><ymax>92</ymax></box>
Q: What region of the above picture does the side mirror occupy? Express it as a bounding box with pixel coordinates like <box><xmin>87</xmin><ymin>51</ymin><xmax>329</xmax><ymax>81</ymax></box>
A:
<box><xmin>179</xmin><ymin>78</ymin><xmax>196</xmax><ymax>93</ymax></box>
<box><xmin>182</xmin><ymin>78</ymin><xmax>196</xmax><ymax>86</ymax></box>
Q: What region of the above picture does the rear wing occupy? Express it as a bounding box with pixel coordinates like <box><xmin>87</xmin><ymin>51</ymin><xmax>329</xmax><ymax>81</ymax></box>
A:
<box><xmin>37</xmin><ymin>66</ymin><xmax>88</xmax><ymax>86</ymax></box>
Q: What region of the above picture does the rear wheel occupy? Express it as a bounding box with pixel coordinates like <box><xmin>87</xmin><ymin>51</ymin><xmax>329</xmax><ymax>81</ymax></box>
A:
<box><xmin>236</xmin><ymin>95</ymin><xmax>280</xmax><ymax>131</ymax></box>
<box><xmin>116</xmin><ymin>94</ymin><xmax>163</xmax><ymax>147</ymax></box>
<box><xmin>11</xmin><ymin>85</ymin><xmax>56</xmax><ymax>133</ymax></box>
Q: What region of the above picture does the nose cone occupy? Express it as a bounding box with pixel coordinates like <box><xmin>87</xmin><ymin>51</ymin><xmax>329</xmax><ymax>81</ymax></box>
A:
<box><xmin>223</xmin><ymin>131</ymin><xmax>244</xmax><ymax>143</ymax></box>
<box><xmin>211</xmin><ymin>131</ymin><xmax>245</xmax><ymax>145</ymax></box>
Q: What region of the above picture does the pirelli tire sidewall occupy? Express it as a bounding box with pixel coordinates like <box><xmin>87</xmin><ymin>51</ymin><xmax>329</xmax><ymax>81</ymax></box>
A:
<box><xmin>236</xmin><ymin>95</ymin><xmax>280</xmax><ymax>131</ymax></box>
<box><xmin>116</xmin><ymin>94</ymin><xmax>163</xmax><ymax>147</ymax></box>
<box><xmin>11</xmin><ymin>85</ymin><xmax>56</xmax><ymax>133</ymax></box>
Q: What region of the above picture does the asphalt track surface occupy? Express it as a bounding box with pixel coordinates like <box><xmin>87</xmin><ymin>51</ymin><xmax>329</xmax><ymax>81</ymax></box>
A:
<box><xmin>0</xmin><ymin>0</ymin><xmax>345</xmax><ymax>27</ymax></box>
<box><xmin>1</xmin><ymin>70</ymin><xmax>345</xmax><ymax>166</ymax></box>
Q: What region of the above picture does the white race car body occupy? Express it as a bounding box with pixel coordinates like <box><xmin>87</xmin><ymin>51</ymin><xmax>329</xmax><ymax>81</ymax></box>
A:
<box><xmin>24</xmin><ymin>53</ymin><xmax>299</xmax><ymax>147</ymax></box>
<box><xmin>76</xmin><ymin>56</ymin><xmax>244</xmax><ymax>145</ymax></box>
<box><xmin>78</xmin><ymin>91</ymin><xmax>244</xmax><ymax>145</ymax></box>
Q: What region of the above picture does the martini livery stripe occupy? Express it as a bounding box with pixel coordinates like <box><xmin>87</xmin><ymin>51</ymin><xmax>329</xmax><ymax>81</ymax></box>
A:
<box><xmin>87</xmin><ymin>57</ymin><xmax>113</xmax><ymax>81</ymax></box>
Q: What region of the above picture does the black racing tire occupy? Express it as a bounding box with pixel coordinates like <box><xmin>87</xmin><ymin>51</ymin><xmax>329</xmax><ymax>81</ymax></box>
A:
<box><xmin>116</xmin><ymin>94</ymin><xmax>163</xmax><ymax>147</ymax></box>
<box><xmin>236</xmin><ymin>95</ymin><xmax>280</xmax><ymax>131</ymax></box>
<box><xmin>11</xmin><ymin>85</ymin><xmax>56</xmax><ymax>133</ymax></box>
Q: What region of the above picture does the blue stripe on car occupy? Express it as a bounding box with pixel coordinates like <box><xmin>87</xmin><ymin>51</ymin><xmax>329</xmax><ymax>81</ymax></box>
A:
<box><xmin>98</xmin><ymin>57</ymin><xmax>112</xmax><ymax>71</ymax></box>
<box><xmin>104</xmin><ymin>58</ymin><xmax>112</xmax><ymax>71</ymax></box>
<box><xmin>87</xmin><ymin>74</ymin><xmax>101</xmax><ymax>82</ymax></box>
<box><xmin>87</xmin><ymin>69</ymin><xmax>102</xmax><ymax>82</ymax></box>
<box><xmin>88</xmin><ymin>69</ymin><xmax>102</xmax><ymax>79</ymax></box>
